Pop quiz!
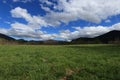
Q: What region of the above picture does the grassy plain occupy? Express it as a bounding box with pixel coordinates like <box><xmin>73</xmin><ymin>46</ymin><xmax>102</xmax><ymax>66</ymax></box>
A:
<box><xmin>0</xmin><ymin>44</ymin><xmax>119</xmax><ymax>80</ymax></box>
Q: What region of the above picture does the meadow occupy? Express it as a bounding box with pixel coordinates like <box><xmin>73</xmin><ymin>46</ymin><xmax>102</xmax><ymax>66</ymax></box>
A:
<box><xmin>0</xmin><ymin>44</ymin><xmax>119</xmax><ymax>80</ymax></box>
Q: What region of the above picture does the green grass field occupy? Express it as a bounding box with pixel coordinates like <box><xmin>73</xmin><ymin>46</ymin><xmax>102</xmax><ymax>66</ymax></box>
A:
<box><xmin>0</xmin><ymin>44</ymin><xmax>119</xmax><ymax>80</ymax></box>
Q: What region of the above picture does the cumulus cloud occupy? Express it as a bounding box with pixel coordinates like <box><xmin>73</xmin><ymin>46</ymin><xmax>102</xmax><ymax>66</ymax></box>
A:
<box><xmin>11</xmin><ymin>0</ymin><xmax>120</xmax><ymax>26</ymax></box>
<box><xmin>11</xmin><ymin>7</ymin><xmax>48</xmax><ymax>28</ymax></box>
<box><xmin>0</xmin><ymin>22</ymin><xmax>56</xmax><ymax>40</ymax></box>
<box><xmin>9</xmin><ymin>7</ymin><xmax>54</xmax><ymax>40</ymax></box>
<box><xmin>39</xmin><ymin>0</ymin><xmax>120</xmax><ymax>25</ymax></box>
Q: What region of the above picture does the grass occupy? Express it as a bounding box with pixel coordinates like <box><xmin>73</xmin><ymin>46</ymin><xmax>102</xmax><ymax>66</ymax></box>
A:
<box><xmin>0</xmin><ymin>44</ymin><xmax>119</xmax><ymax>80</ymax></box>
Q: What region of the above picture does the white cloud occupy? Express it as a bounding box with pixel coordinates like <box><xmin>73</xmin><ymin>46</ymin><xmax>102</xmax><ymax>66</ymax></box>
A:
<box><xmin>11</xmin><ymin>7</ymin><xmax>32</xmax><ymax>22</ymax></box>
<box><xmin>11</xmin><ymin>7</ymin><xmax>49</xmax><ymax>29</ymax></box>
<box><xmin>9</xmin><ymin>7</ymin><xmax>60</xmax><ymax>40</ymax></box>
<box><xmin>8</xmin><ymin>22</ymin><xmax>56</xmax><ymax>40</ymax></box>
<box><xmin>11</xmin><ymin>22</ymin><xmax>34</xmax><ymax>32</ymax></box>
<box><xmin>40</xmin><ymin>4</ymin><xmax>51</xmax><ymax>12</ymax></box>
<box><xmin>0</xmin><ymin>28</ymin><xmax>8</xmax><ymax>34</ymax></box>
<box><xmin>39</xmin><ymin>0</ymin><xmax>54</xmax><ymax>6</ymax></box>
<box><xmin>9</xmin><ymin>7</ymin><xmax>54</xmax><ymax>40</ymax></box>
<box><xmin>11</xmin><ymin>0</ymin><xmax>120</xmax><ymax>27</ymax></box>
<box><xmin>40</xmin><ymin>0</ymin><xmax>120</xmax><ymax>25</ymax></box>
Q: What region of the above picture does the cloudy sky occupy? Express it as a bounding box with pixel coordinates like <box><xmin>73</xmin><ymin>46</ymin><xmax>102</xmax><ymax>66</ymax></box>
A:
<box><xmin>0</xmin><ymin>0</ymin><xmax>120</xmax><ymax>41</ymax></box>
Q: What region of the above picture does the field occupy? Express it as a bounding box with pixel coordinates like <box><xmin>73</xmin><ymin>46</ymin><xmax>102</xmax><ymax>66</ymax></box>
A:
<box><xmin>0</xmin><ymin>44</ymin><xmax>119</xmax><ymax>80</ymax></box>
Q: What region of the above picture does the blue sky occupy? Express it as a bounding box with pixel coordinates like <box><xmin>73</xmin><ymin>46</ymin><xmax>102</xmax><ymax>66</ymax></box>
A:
<box><xmin>0</xmin><ymin>0</ymin><xmax>120</xmax><ymax>41</ymax></box>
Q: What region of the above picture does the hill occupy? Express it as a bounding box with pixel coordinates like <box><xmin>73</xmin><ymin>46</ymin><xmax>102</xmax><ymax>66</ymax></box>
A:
<box><xmin>95</xmin><ymin>30</ymin><xmax>120</xmax><ymax>43</ymax></box>
<box><xmin>71</xmin><ymin>30</ymin><xmax>120</xmax><ymax>44</ymax></box>
<box><xmin>0</xmin><ymin>33</ymin><xmax>15</xmax><ymax>40</ymax></box>
<box><xmin>0</xmin><ymin>33</ymin><xmax>15</xmax><ymax>44</ymax></box>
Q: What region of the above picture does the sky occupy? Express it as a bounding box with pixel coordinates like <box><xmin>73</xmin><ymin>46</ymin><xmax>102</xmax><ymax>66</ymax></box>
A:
<box><xmin>0</xmin><ymin>0</ymin><xmax>120</xmax><ymax>41</ymax></box>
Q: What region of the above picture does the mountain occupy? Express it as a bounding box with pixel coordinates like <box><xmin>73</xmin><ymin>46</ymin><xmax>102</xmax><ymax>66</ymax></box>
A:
<box><xmin>71</xmin><ymin>30</ymin><xmax>120</xmax><ymax>44</ymax></box>
<box><xmin>95</xmin><ymin>30</ymin><xmax>120</xmax><ymax>43</ymax></box>
<box><xmin>0</xmin><ymin>33</ymin><xmax>15</xmax><ymax>41</ymax></box>
<box><xmin>0</xmin><ymin>33</ymin><xmax>15</xmax><ymax>44</ymax></box>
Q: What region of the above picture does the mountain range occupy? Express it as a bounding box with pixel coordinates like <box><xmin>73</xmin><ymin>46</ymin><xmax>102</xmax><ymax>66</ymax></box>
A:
<box><xmin>0</xmin><ymin>30</ymin><xmax>120</xmax><ymax>45</ymax></box>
